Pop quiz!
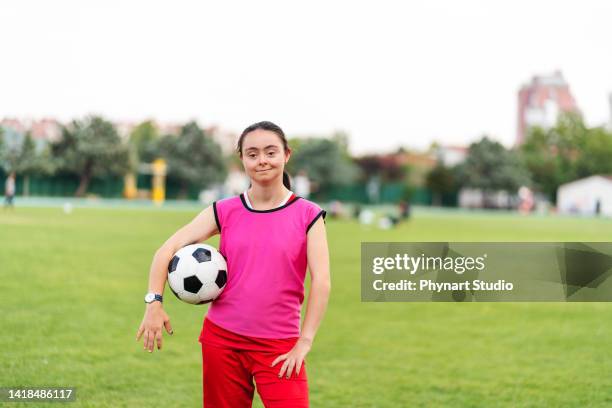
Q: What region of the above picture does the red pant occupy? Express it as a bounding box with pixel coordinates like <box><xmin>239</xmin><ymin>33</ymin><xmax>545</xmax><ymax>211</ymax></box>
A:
<box><xmin>200</xmin><ymin>318</ymin><xmax>309</xmax><ymax>408</ymax></box>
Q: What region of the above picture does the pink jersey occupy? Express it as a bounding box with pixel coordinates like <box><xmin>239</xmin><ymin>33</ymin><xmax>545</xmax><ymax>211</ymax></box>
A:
<box><xmin>206</xmin><ymin>193</ymin><xmax>326</xmax><ymax>338</ymax></box>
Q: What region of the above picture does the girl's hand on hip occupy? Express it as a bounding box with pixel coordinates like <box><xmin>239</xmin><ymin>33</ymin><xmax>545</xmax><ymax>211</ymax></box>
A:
<box><xmin>271</xmin><ymin>337</ymin><xmax>312</xmax><ymax>379</ymax></box>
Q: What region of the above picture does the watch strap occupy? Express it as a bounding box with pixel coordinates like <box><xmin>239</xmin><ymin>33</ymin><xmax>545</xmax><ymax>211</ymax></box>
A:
<box><xmin>145</xmin><ymin>293</ymin><xmax>163</xmax><ymax>303</ymax></box>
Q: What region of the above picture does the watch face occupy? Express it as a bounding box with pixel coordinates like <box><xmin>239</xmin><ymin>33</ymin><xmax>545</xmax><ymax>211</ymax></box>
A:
<box><xmin>145</xmin><ymin>293</ymin><xmax>155</xmax><ymax>303</ymax></box>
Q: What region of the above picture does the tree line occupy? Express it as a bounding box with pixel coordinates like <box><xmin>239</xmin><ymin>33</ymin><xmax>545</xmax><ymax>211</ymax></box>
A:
<box><xmin>2</xmin><ymin>113</ymin><xmax>609</xmax><ymax>202</ymax></box>
<box><xmin>0</xmin><ymin>116</ymin><xmax>359</xmax><ymax>197</ymax></box>
<box><xmin>426</xmin><ymin>113</ymin><xmax>612</xmax><ymax>204</ymax></box>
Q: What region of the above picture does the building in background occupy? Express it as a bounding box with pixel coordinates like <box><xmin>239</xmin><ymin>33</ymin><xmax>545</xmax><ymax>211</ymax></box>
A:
<box><xmin>29</xmin><ymin>118</ymin><xmax>61</xmax><ymax>143</ymax></box>
<box><xmin>516</xmin><ymin>71</ymin><xmax>579</xmax><ymax>146</ymax></box>
<box><xmin>115</xmin><ymin>121</ymin><xmax>137</xmax><ymax>140</ymax></box>
<box><xmin>389</xmin><ymin>150</ymin><xmax>437</xmax><ymax>187</ymax></box>
<box><xmin>1</xmin><ymin>117</ymin><xmax>238</xmax><ymax>156</ymax></box>
<box><xmin>206</xmin><ymin>126</ymin><xmax>238</xmax><ymax>156</ymax></box>
<box><xmin>157</xmin><ymin>122</ymin><xmax>182</xmax><ymax>137</ymax></box>
<box><xmin>1</xmin><ymin>118</ymin><xmax>27</xmax><ymax>134</ymax></box>
<box><xmin>435</xmin><ymin>145</ymin><xmax>468</xmax><ymax>167</ymax></box>
<box><xmin>1</xmin><ymin>117</ymin><xmax>61</xmax><ymax>151</ymax></box>
<box><xmin>557</xmin><ymin>175</ymin><xmax>612</xmax><ymax>217</ymax></box>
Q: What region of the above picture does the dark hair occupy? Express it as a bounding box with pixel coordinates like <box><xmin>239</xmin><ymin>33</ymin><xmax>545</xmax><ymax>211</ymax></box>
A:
<box><xmin>237</xmin><ymin>121</ymin><xmax>291</xmax><ymax>189</ymax></box>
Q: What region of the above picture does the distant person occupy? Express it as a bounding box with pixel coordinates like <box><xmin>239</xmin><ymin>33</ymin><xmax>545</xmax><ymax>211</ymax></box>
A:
<box><xmin>518</xmin><ymin>186</ymin><xmax>534</xmax><ymax>215</ymax></box>
<box><xmin>366</xmin><ymin>176</ymin><xmax>380</xmax><ymax>203</ymax></box>
<box><xmin>382</xmin><ymin>200</ymin><xmax>410</xmax><ymax>228</ymax></box>
<box><xmin>398</xmin><ymin>200</ymin><xmax>411</xmax><ymax>220</ymax></box>
<box><xmin>4</xmin><ymin>172</ymin><xmax>15</xmax><ymax>209</ymax></box>
<box><xmin>329</xmin><ymin>200</ymin><xmax>345</xmax><ymax>219</ymax></box>
<box><xmin>353</xmin><ymin>204</ymin><xmax>362</xmax><ymax>220</ymax></box>
<box><xmin>294</xmin><ymin>170</ymin><xmax>311</xmax><ymax>199</ymax></box>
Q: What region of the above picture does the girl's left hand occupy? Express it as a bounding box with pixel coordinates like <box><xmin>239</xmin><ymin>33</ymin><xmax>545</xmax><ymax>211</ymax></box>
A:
<box><xmin>271</xmin><ymin>337</ymin><xmax>312</xmax><ymax>379</ymax></box>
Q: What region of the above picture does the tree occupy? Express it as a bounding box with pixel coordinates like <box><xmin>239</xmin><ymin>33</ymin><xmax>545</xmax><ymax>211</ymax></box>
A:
<box><xmin>575</xmin><ymin>126</ymin><xmax>612</xmax><ymax>178</ymax></box>
<box><xmin>16</xmin><ymin>132</ymin><xmax>54</xmax><ymax>195</ymax></box>
<box><xmin>354</xmin><ymin>154</ymin><xmax>408</xmax><ymax>183</ymax></box>
<box><xmin>157</xmin><ymin>121</ymin><xmax>226</xmax><ymax>197</ymax></box>
<box><xmin>0</xmin><ymin>127</ymin><xmax>6</xmax><ymax>172</ymax></box>
<box><xmin>520</xmin><ymin>113</ymin><xmax>594</xmax><ymax>202</ymax></box>
<box><xmin>520</xmin><ymin>127</ymin><xmax>563</xmax><ymax>201</ymax></box>
<box><xmin>426</xmin><ymin>164</ymin><xmax>456</xmax><ymax>206</ymax></box>
<box><xmin>0</xmin><ymin>127</ymin><xmax>23</xmax><ymax>173</ymax></box>
<box><xmin>51</xmin><ymin>116</ymin><xmax>131</xmax><ymax>196</ymax></box>
<box><xmin>129</xmin><ymin>120</ymin><xmax>160</xmax><ymax>163</ymax></box>
<box><xmin>457</xmin><ymin>136</ymin><xmax>531</xmax><ymax>205</ymax></box>
<box><xmin>548</xmin><ymin>112</ymin><xmax>585</xmax><ymax>182</ymax></box>
<box><xmin>287</xmin><ymin>136</ymin><xmax>358</xmax><ymax>190</ymax></box>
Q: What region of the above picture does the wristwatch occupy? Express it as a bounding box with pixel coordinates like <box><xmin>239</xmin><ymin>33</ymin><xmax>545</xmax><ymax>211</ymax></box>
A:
<box><xmin>144</xmin><ymin>293</ymin><xmax>163</xmax><ymax>304</ymax></box>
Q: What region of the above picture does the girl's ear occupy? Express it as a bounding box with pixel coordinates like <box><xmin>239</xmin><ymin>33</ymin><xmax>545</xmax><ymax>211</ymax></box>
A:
<box><xmin>285</xmin><ymin>147</ymin><xmax>292</xmax><ymax>163</ymax></box>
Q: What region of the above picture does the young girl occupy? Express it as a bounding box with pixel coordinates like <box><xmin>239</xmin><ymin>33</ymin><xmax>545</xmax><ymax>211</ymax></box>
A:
<box><xmin>136</xmin><ymin>121</ymin><xmax>331</xmax><ymax>408</ymax></box>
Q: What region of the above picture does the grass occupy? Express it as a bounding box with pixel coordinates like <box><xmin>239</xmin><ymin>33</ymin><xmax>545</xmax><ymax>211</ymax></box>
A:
<box><xmin>1</xmin><ymin>206</ymin><xmax>612</xmax><ymax>407</ymax></box>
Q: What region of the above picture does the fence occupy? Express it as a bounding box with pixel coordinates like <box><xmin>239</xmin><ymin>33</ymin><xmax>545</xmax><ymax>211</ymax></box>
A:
<box><xmin>0</xmin><ymin>172</ymin><xmax>457</xmax><ymax>206</ymax></box>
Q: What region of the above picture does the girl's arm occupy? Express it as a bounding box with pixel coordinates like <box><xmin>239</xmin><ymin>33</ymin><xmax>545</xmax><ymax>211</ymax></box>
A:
<box><xmin>136</xmin><ymin>205</ymin><xmax>219</xmax><ymax>352</ymax></box>
<box><xmin>300</xmin><ymin>216</ymin><xmax>331</xmax><ymax>345</ymax></box>
<box><xmin>272</xmin><ymin>216</ymin><xmax>331</xmax><ymax>378</ymax></box>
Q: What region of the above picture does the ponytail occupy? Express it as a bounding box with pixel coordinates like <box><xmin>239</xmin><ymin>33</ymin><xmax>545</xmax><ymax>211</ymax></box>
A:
<box><xmin>282</xmin><ymin>171</ymin><xmax>291</xmax><ymax>190</ymax></box>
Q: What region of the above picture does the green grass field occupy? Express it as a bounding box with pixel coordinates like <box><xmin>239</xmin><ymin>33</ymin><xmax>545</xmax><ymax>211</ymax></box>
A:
<box><xmin>2</xmin><ymin>206</ymin><xmax>612</xmax><ymax>407</ymax></box>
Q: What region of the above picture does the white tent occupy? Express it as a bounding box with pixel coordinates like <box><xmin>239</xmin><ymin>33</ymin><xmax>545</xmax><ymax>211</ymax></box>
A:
<box><xmin>557</xmin><ymin>175</ymin><xmax>612</xmax><ymax>217</ymax></box>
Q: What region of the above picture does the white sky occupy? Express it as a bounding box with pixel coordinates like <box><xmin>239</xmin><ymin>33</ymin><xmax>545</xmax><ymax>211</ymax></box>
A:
<box><xmin>1</xmin><ymin>0</ymin><xmax>611</xmax><ymax>155</ymax></box>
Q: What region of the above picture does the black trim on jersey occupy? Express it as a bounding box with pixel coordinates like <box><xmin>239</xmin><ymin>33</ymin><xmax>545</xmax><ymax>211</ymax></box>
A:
<box><xmin>307</xmin><ymin>210</ymin><xmax>326</xmax><ymax>233</ymax></box>
<box><xmin>212</xmin><ymin>201</ymin><xmax>221</xmax><ymax>232</ymax></box>
<box><xmin>239</xmin><ymin>193</ymin><xmax>302</xmax><ymax>213</ymax></box>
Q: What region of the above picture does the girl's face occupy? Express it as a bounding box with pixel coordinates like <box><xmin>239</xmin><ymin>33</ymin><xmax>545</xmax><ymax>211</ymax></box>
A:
<box><xmin>241</xmin><ymin>129</ymin><xmax>290</xmax><ymax>186</ymax></box>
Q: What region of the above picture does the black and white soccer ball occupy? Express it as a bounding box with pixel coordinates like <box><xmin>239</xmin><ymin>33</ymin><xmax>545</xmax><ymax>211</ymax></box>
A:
<box><xmin>167</xmin><ymin>244</ymin><xmax>227</xmax><ymax>305</ymax></box>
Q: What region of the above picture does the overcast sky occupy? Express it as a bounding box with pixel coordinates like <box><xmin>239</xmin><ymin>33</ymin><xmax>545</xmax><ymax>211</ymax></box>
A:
<box><xmin>1</xmin><ymin>0</ymin><xmax>611</xmax><ymax>154</ymax></box>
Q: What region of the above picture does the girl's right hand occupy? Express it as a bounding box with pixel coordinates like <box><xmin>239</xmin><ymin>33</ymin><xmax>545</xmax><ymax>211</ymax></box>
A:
<box><xmin>136</xmin><ymin>303</ymin><xmax>173</xmax><ymax>353</ymax></box>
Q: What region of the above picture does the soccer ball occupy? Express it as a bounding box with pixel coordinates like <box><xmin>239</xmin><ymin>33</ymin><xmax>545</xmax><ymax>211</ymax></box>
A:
<box><xmin>167</xmin><ymin>243</ymin><xmax>227</xmax><ymax>305</ymax></box>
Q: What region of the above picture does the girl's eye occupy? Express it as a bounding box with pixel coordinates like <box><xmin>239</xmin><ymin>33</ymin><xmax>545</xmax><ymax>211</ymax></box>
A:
<box><xmin>267</xmin><ymin>152</ymin><xmax>276</xmax><ymax>157</ymax></box>
<box><xmin>248</xmin><ymin>154</ymin><xmax>257</xmax><ymax>158</ymax></box>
